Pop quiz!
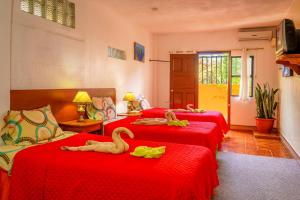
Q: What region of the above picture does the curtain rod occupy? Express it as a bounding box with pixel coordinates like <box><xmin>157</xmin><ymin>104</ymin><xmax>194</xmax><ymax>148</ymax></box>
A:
<box><xmin>150</xmin><ymin>48</ymin><xmax>264</xmax><ymax>62</ymax></box>
<box><xmin>149</xmin><ymin>59</ymin><xmax>170</xmax><ymax>63</ymax></box>
<box><xmin>231</xmin><ymin>47</ymin><xmax>264</xmax><ymax>51</ymax></box>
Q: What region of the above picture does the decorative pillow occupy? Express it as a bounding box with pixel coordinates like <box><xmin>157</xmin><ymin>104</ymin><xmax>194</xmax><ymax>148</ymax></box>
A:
<box><xmin>0</xmin><ymin>117</ymin><xmax>5</xmax><ymax>146</ymax></box>
<box><xmin>132</xmin><ymin>100</ymin><xmax>142</xmax><ymax>111</ymax></box>
<box><xmin>0</xmin><ymin>105</ymin><xmax>64</xmax><ymax>145</ymax></box>
<box><xmin>0</xmin><ymin>137</ymin><xmax>4</xmax><ymax>146</ymax></box>
<box><xmin>87</xmin><ymin>97</ymin><xmax>116</xmax><ymax>121</ymax></box>
<box><xmin>139</xmin><ymin>98</ymin><xmax>151</xmax><ymax>110</ymax></box>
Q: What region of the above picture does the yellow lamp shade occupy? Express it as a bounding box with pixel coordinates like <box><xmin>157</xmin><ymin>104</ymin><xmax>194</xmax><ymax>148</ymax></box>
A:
<box><xmin>72</xmin><ymin>91</ymin><xmax>92</xmax><ymax>104</ymax></box>
<box><xmin>123</xmin><ymin>92</ymin><xmax>136</xmax><ymax>101</ymax></box>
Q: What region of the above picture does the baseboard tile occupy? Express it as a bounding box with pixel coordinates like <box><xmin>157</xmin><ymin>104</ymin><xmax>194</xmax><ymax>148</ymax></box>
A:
<box><xmin>253</xmin><ymin>131</ymin><xmax>281</xmax><ymax>140</ymax></box>
<box><xmin>230</xmin><ymin>125</ymin><xmax>278</xmax><ymax>133</ymax></box>
<box><xmin>230</xmin><ymin>125</ymin><xmax>256</xmax><ymax>131</ymax></box>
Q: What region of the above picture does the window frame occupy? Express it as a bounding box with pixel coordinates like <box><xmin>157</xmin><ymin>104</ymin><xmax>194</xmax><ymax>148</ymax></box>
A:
<box><xmin>230</xmin><ymin>56</ymin><xmax>254</xmax><ymax>97</ymax></box>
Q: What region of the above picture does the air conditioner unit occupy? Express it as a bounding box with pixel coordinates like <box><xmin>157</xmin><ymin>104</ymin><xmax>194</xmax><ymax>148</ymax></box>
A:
<box><xmin>238</xmin><ymin>28</ymin><xmax>273</xmax><ymax>41</ymax></box>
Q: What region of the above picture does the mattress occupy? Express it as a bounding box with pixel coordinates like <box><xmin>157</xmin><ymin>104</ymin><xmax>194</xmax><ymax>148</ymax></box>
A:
<box><xmin>9</xmin><ymin>133</ymin><xmax>218</xmax><ymax>200</ymax></box>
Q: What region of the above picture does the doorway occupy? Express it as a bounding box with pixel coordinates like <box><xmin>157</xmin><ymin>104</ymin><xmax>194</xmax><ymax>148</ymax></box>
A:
<box><xmin>170</xmin><ymin>54</ymin><xmax>198</xmax><ymax>109</ymax></box>
<box><xmin>198</xmin><ymin>52</ymin><xmax>231</xmax><ymax>123</ymax></box>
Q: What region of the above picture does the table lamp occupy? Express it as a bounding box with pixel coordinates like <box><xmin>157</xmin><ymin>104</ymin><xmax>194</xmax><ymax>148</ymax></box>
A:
<box><xmin>123</xmin><ymin>92</ymin><xmax>136</xmax><ymax>113</ymax></box>
<box><xmin>73</xmin><ymin>91</ymin><xmax>92</xmax><ymax>122</ymax></box>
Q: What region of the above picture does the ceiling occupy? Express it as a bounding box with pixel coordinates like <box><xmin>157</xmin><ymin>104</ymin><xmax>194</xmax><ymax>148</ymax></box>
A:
<box><xmin>101</xmin><ymin>0</ymin><xmax>294</xmax><ymax>33</ymax></box>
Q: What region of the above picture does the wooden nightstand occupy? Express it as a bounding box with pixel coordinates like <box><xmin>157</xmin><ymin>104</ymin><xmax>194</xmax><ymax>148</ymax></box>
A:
<box><xmin>59</xmin><ymin>119</ymin><xmax>103</xmax><ymax>135</ymax></box>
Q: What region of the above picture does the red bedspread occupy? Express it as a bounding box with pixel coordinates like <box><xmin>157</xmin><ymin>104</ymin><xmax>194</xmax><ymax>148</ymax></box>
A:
<box><xmin>142</xmin><ymin>108</ymin><xmax>229</xmax><ymax>134</ymax></box>
<box><xmin>0</xmin><ymin>169</ymin><xmax>10</xmax><ymax>200</ymax></box>
<box><xmin>9</xmin><ymin>133</ymin><xmax>218</xmax><ymax>200</ymax></box>
<box><xmin>104</xmin><ymin>117</ymin><xmax>223</xmax><ymax>153</ymax></box>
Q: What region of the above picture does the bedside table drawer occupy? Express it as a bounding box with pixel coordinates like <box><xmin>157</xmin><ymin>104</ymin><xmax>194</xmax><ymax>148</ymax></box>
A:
<box><xmin>59</xmin><ymin>119</ymin><xmax>103</xmax><ymax>135</ymax></box>
<box><xmin>60</xmin><ymin>125</ymin><xmax>100</xmax><ymax>133</ymax></box>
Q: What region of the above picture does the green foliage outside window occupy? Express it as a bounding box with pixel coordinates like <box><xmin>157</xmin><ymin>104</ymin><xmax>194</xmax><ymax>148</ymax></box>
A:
<box><xmin>198</xmin><ymin>54</ymin><xmax>254</xmax><ymax>97</ymax></box>
<box><xmin>231</xmin><ymin>56</ymin><xmax>254</xmax><ymax>97</ymax></box>
<box><xmin>199</xmin><ymin>55</ymin><xmax>229</xmax><ymax>84</ymax></box>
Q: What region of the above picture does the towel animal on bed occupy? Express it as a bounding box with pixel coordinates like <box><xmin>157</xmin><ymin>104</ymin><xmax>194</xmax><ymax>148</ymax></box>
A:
<box><xmin>61</xmin><ymin>127</ymin><xmax>134</xmax><ymax>154</ymax></box>
<box><xmin>171</xmin><ymin>104</ymin><xmax>206</xmax><ymax>113</ymax></box>
<box><xmin>130</xmin><ymin>146</ymin><xmax>166</xmax><ymax>158</ymax></box>
<box><xmin>132</xmin><ymin>111</ymin><xmax>189</xmax><ymax>127</ymax></box>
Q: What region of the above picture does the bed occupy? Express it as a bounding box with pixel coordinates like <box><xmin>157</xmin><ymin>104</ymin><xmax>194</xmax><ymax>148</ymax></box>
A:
<box><xmin>6</xmin><ymin>133</ymin><xmax>218</xmax><ymax>200</ymax></box>
<box><xmin>142</xmin><ymin>108</ymin><xmax>229</xmax><ymax>134</ymax></box>
<box><xmin>0</xmin><ymin>88</ymin><xmax>219</xmax><ymax>200</ymax></box>
<box><xmin>0</xmin><ymin>169</ymin><xmax>10</xmax><ymax>200</ymax></box>
<box><xmin>104</xmin><ymin>116</ymin><xmax>223</xmax><ymax>153</ymax></box>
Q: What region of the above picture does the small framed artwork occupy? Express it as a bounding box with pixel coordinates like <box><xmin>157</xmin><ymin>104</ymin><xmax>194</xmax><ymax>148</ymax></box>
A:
<box><xmin>282</xmin><ymin>66</ymin><xmax>293</xmax><ymax>77</ymax></box>
<box><xmin>134</xmin><ymin>42</ymin><xmax>145</xmax><ymax>62</ymax></box>
<box><xmin>108</xmin><ymin>46</ymin><xmax>126</xmax><ymax>60</ymax></box>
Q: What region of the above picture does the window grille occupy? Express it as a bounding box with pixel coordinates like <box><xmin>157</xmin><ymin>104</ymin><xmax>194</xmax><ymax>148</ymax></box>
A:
<box><xmin>21</xmin><ymin>0</ymin><xmax>75</xmax><ymax>28</ymax></box>
<box><xmin>66</xmin><ymin>2</ymin><xmax>75</xmax><ymax>28</ymax></box>
<box><xmin>33</xmin><ymin>0</ymin><xmax>44</xmax><ymax>17</ymax></box>
<box><xmin>21</xmin><ymin>0</ymin><xmax>31</xmax><ymax>13</ymax></box>
<box><xmin>199</xmin><ymin>55</ymin><xmax>229</xmax><ymax>84</ymax></box>
<box><xmin>45</xmin><ymin>0</ymin><xmax>55</xmax><ymax>21</ymax></box>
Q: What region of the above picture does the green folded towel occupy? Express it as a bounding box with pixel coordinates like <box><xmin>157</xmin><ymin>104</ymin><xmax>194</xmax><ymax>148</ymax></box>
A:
<box><xmin>167</xmin><ymin>120</ymin><xmax>189</xmax><ymax>127</ymax></box>
<box><xmin>130</xmin><ymin>146</ymin><xmax>166</xmax><ymax>158</ymax></box>
<box><xmin>193</xmin><ymin>109</ymin><xmax>206</xmax><ymax>113</ymax></box>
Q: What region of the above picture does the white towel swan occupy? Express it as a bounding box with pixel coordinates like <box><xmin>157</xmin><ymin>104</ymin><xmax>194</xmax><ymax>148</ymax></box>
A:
<box><xmin>132</xmin><ymin>110</ymin><xmax>177</xmax><ymax>125</ymax></box>
<box><xmin>61</xmin><ymin>127</ymin><xmax>134</xmax><ymax>154</ymax></box>
<box><xmin>169</xmin><ymin>104</ymin><xmax>205</xmax><ymax>113</ymax></box>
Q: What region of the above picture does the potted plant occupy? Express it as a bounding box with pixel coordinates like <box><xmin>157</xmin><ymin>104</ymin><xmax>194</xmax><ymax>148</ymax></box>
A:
<box><xmin>255</xmin><ymin>83</ymin><xmax>279</xmax><ymax>133</ymax></box>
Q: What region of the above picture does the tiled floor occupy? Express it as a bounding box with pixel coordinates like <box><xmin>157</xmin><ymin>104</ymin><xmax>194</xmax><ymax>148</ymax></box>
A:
<box><xmin>222</xmin><ymin>130</ymin><xmax>293</xmax><ymax>158</ymax></box>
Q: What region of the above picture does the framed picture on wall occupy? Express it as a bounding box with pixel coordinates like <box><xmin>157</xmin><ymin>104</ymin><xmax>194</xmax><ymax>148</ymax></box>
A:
<box><xmin>134</xmin><ymin>42</ymin><xmax>145</xmax><ymax>62</ymax></box>
<box><xmin>282</xmin><ymin>66</ymin><xmax>293</xmax><ymax>77</ymax></box>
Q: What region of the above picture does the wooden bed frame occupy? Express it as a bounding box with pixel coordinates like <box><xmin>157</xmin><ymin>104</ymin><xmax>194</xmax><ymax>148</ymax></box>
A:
<box><xmin>10</xmin><ymin>88</ymin><xmax>116</xmax><ymax>122</ymax></box>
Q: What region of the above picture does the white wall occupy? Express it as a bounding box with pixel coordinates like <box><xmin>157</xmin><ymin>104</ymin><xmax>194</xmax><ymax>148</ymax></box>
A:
<box><xmin>153</xmin><ymin>30</ymin><xmax>278</xmax><ymax>126</ymax></box>
<box><xmin>0</xmin><ymin>0</ymin><xmax>12</xmax><ymax>128</ymax></box>
<box><xmin>279</xmin><ymin>0</ymin><xmax>300</xmax><ymax>156</ymax></box>
<box><xmin>11</xmin><ymin>0</ymin><xmax>154</xmax><ymax>103</ymax></box>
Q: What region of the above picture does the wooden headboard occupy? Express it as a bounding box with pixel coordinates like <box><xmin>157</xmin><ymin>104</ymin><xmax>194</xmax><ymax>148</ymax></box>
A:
<box><xmin>10</xmin><ymin>88</ymin><xmax>116</xmax><ymax>122</ymax></box>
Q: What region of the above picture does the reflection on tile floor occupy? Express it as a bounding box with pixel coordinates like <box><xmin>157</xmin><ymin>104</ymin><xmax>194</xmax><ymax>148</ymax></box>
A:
<box><xmin>221</xmin><ymin>130</ymin><xmax>293</xmax><ymax>158</ymax></box>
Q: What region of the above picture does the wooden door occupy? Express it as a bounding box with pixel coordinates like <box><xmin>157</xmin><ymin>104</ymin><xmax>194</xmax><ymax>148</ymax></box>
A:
<box><xmin>170</xmin><ymin>54</ymin><xmax>198</xmax><ymax>109</ymax></box>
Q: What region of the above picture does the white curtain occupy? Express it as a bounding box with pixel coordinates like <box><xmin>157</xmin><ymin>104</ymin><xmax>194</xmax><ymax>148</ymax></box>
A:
<box><xmin>239</xmin><ymin>48</ymin><xmax>249</xmax><ymax>101</ymax></box>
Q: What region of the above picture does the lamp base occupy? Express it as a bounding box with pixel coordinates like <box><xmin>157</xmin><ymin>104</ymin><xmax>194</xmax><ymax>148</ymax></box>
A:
<box><xmin>77</xmin><ymin>114</ymin><xmax>85</xmax><ymax>122</ymax></box>
<box><xmin>127</xmin><ymin>101</ymin><xmax>134</xmax><ymax>113</ymax></box>
<box><xmin>77</xmin><ymin>104</ymin><xmax>86</xmax><ymax>122</ymax></box>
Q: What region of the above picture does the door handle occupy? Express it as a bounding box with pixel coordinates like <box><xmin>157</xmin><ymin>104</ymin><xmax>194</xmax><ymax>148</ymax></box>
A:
<box><xmin>170</xmin><ymin>89</ymin><xmax>174</xmax><ymax>92</ymax></box>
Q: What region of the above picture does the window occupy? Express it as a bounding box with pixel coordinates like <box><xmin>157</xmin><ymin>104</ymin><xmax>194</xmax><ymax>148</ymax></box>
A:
<box><xmin>199</xmin><ymin>54</ymin><xmax>229</xmax><ymax>84</ymax></box>
<box><xmin>231</xmin><ymin>56</ymin><xmax>254</xmax><ymax>97</ymax></box>
<box><xmin>21</xmin><ymin>0</ymin><xmax>75</xmax><ymax>28</ymax></box>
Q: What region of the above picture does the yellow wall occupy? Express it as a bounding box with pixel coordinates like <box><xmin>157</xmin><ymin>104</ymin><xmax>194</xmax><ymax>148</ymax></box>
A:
<box><xmin>231</xmin><ymin>84</ymin><xmax>240</xmax><ymax>96</ymax></box>
<box><xmin>198</xmin><ymin>83</ymin><xmax>240</xmax><ymax>119</ymax></box>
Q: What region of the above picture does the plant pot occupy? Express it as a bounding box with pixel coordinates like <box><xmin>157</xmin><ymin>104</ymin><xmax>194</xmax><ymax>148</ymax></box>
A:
<box><xmin>256</xmin><ymin>118</ymin><xmax>274</xmax><ymax>133</ymax></box>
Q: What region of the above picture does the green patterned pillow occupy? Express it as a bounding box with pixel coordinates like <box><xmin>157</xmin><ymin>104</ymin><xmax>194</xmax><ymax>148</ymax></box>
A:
<box><xmin>0</xmin><ymin>105</ymin><xmax>64</xmax><ymax>145</ymax></box>
<box><xmin>86</xmin><ymin>97</ymin><xmax>116</xmax><ymax>121</ymax></box>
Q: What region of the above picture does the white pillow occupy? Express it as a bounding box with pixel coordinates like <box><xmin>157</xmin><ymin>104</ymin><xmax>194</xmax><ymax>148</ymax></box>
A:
<box><xmin>139</xmin><ymin>97</ymin><xmax>151</xmax><ymax>110</ymax></box>
<box><xmin>116</xmin><ymin>101</ymin><xmax>128</xmax><ymax>114</ymax></box>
